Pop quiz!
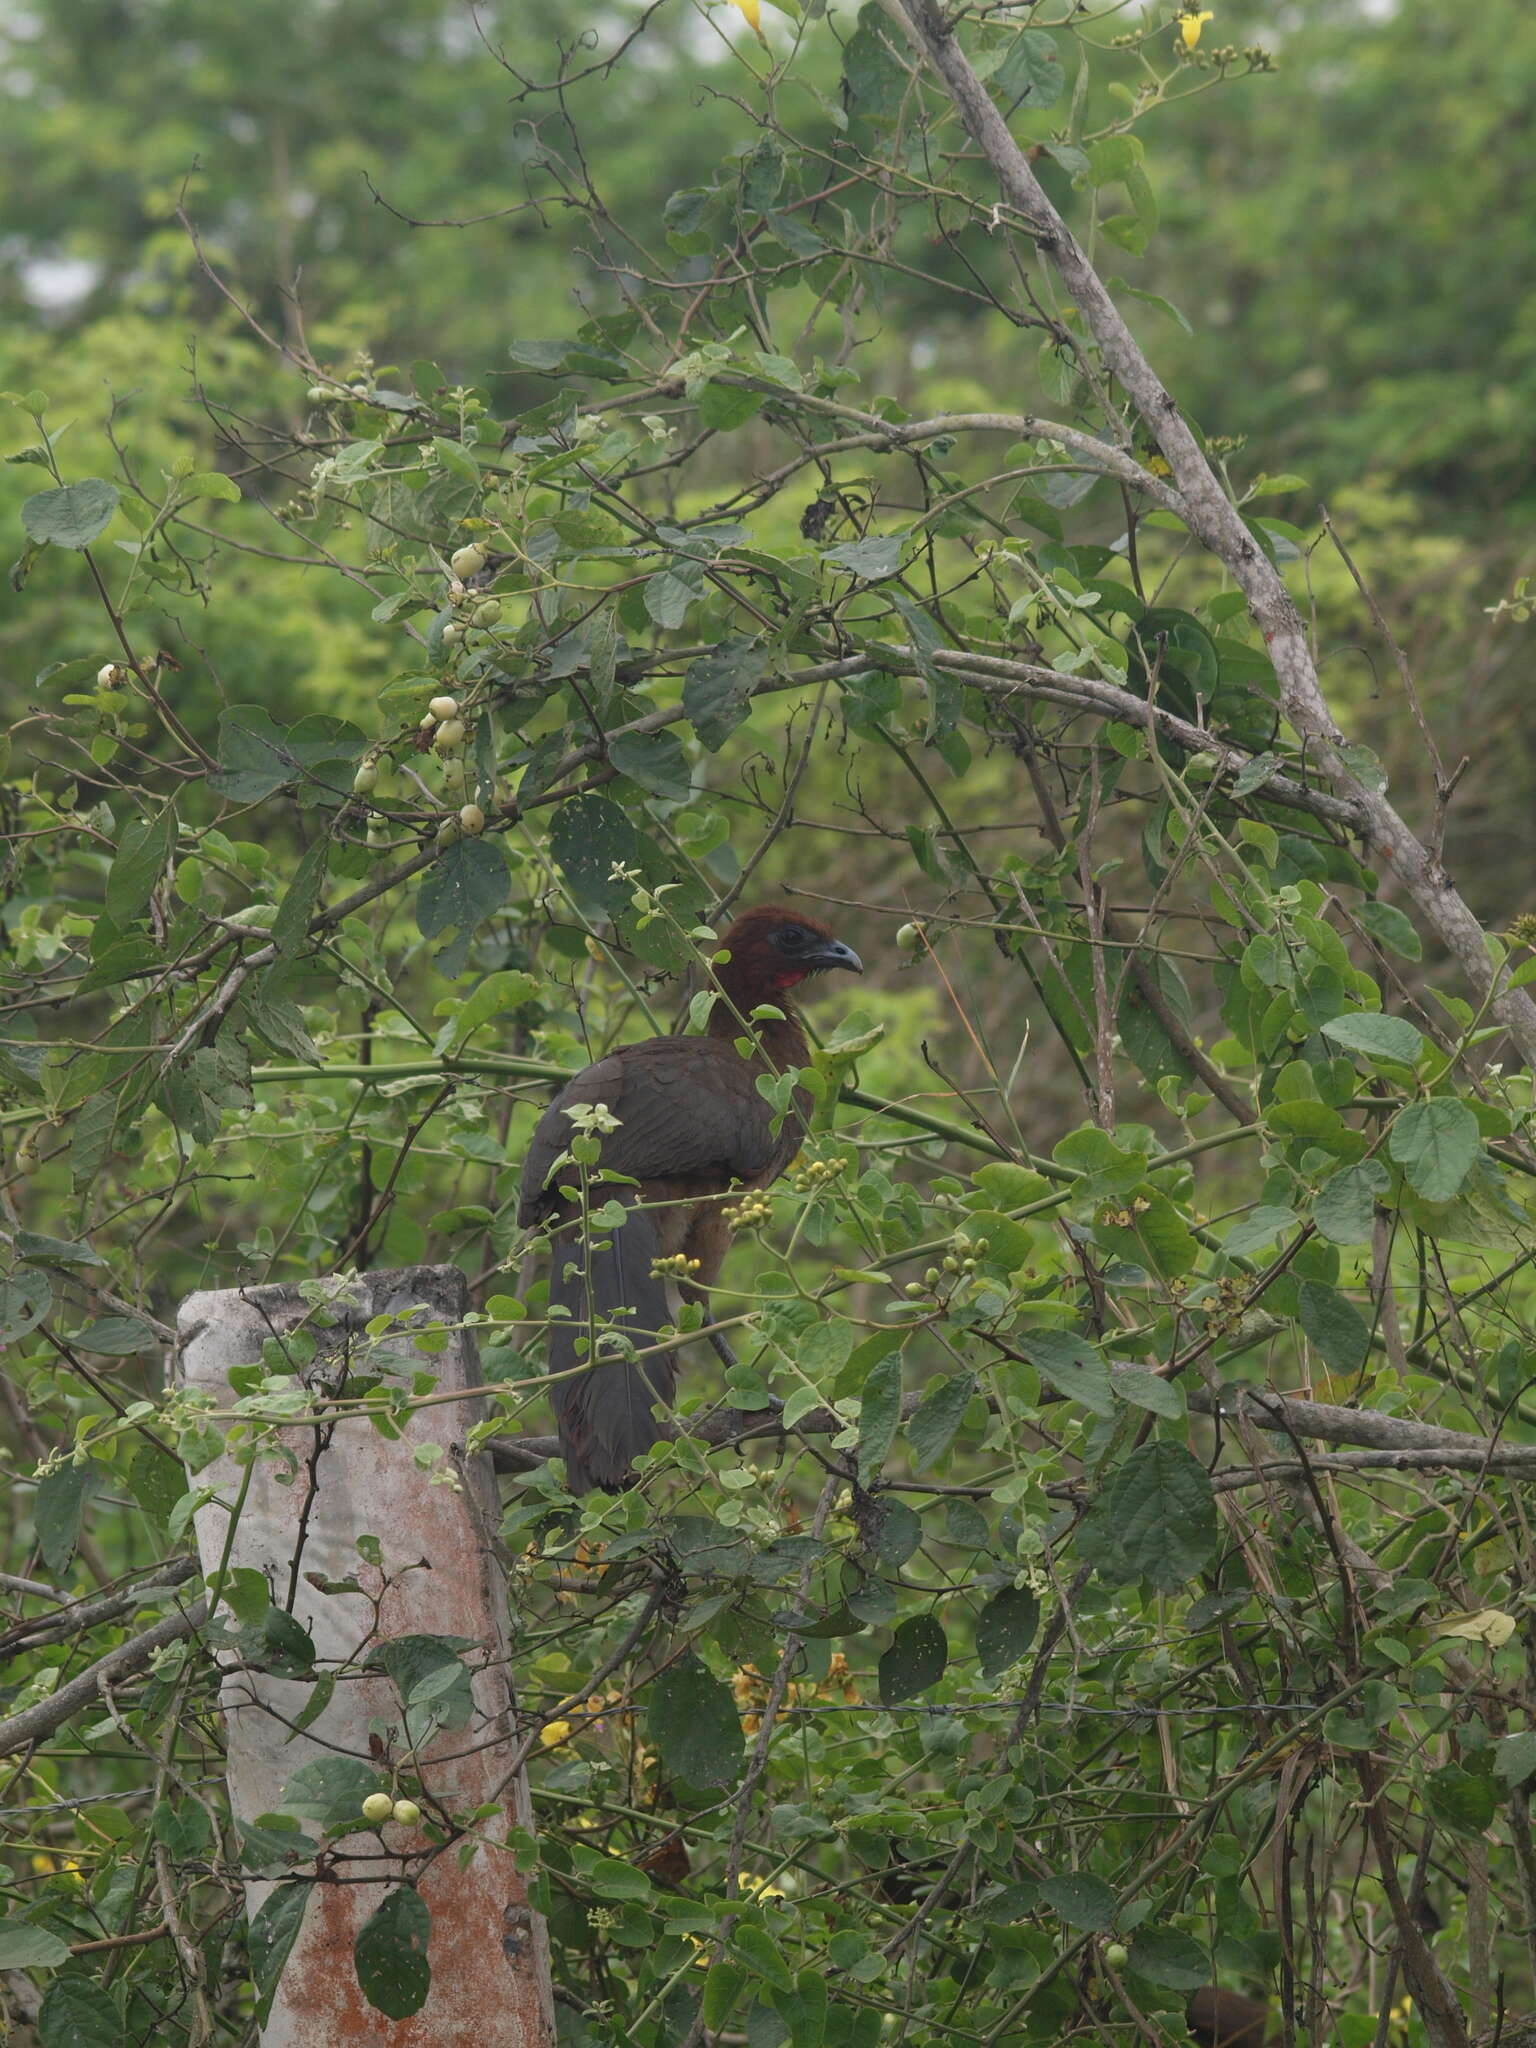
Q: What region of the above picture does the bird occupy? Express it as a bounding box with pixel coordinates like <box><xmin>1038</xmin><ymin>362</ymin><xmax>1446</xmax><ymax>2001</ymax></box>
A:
<box><xmin>517</xmin><ymin>906</ymin><xmax>863</xmax><ymax>1492</ymax></box>
<box><xmin>1185</xmin><ymin>1987</ymin><xmax>1271</xmax><ymax>2048</ymax></box>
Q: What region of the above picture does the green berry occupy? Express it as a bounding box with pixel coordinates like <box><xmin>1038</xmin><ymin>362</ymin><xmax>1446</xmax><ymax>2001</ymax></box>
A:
<box><xmin>361</xmin><ymin>1793</ymin><xmax>394</xmax><ymax>1824</ymax></box>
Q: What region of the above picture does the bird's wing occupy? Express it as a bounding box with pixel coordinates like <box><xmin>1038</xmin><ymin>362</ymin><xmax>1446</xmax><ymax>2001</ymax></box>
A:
<box><xmin>517</xmin><ymin>1036</ymin><xmax>793</xmax><ymax>1223</ymax></box>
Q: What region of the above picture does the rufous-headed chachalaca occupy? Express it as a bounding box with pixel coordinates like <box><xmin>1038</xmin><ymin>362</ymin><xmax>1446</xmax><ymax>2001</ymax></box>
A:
<box><xmin>1185</xmin><ymin>1988</ymin><xmax>1272</xmax><ymax>2048</ymax></box>
<box><xmin>517</xmin><ymin>907</ymin><xmax>862</xmax><ymax>1492</ymax></box>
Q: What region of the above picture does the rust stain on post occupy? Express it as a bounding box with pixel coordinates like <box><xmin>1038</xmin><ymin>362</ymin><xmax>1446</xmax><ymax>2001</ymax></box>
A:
<box><xmin>178</xmin><ymin>1267</ymin><xmax>555</xmax><ymax>2046</ymax></box>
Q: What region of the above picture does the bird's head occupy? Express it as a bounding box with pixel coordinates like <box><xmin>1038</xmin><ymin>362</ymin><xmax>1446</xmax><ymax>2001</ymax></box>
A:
<box><xmin>715</xmin><ymin>907</ymin><xmax>863</xmax><ymax>1002</ymax></box>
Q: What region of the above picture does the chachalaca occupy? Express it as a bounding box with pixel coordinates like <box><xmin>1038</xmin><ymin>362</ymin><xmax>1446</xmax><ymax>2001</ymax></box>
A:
<box><xmin>1185</xmin><ymin>1987</ymin><xmax>1272</xmax><ymax>2048</ymax></box>
<box><xmin>517</xmin><ymin>907</ymin><xmax>862</xmax><ymax>1491</ymax></box>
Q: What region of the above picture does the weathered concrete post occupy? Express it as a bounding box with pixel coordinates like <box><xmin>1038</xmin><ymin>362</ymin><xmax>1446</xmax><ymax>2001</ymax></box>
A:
<box><xmin>177</xmin><ymin>1266</ymin><xmax>554</xmax><ymax>2047</ymax></box>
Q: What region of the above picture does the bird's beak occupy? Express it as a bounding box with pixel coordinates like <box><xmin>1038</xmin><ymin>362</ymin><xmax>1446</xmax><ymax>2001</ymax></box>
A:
<box><xmin>809</xmin><ymin>937</ymin><xmax>863</xmax><ymax>975</ymax></box>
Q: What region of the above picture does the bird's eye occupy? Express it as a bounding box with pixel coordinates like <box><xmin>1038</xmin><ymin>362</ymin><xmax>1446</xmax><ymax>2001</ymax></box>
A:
<box><xmin>773</xmin><ymin>924</ymin><xmax>809</xmax><ymax>951</ymax></box>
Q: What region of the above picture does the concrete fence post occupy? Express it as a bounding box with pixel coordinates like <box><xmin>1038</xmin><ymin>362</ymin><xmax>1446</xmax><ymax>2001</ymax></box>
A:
<box><xmin>176</xmin><ymin>1265</ymin><xmax>555</xmax><ymax>2046</ymax></box>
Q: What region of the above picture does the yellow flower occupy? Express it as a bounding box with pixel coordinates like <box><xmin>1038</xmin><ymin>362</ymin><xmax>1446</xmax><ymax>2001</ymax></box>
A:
<box><xmin>729</xmin><ymin>0</ymin><xmax>763</xmax><ymax>30</ymax></box>
<box><xmin>1178</xmin><ymin>9</ymin><xmax>1213</xmax><ymax>48</ymax></box>
<box><xmin>540</xmin><ymin>1719</ymin><xmax>573</xmax><ymax>1749</ymax></box>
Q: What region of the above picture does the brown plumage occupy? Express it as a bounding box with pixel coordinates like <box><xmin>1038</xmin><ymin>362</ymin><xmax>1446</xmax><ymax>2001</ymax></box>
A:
<box><xmin>1185</xmin><ymin>1988</ymin><xmax>1272</xmax><ymax>2048</ymax></box>
<box><xmin>517</xmin><ymin>907</ymin><xmax>862</xmax><ymax>1492</ymax></box>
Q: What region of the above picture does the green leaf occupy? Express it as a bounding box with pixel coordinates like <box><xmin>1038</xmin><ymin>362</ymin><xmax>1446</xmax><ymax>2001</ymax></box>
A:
<box><xmin>22</xmin><ymin>478</ymin><xmax>120</xmax><ymax>548</ymax></box>
<box><xmin>272</xmin><ymin>837</ymin><xmax>329</xmax><ymax>959</ymax></box>
<box><xmin>975</xmin><ymin>1585</ymin><xmax>1039</xmax><ymax>1678</ymax></box>
<box><xmin>685</xmin><ymin>637</ymin><xmax>768</xmax><ymax>751</ymax></box>
<box><xmin>1356</xmin><ymin>900</ymin><xmax>1422</xmax><ymax>959</ymax></box>
<box><xmin>993</xmin><ymin>29</ymin><xmax>1063</xmax><ymax>108</ymax></box>
<box><xmin>1016</xmin><ymin>1331</ymin><xmax>1115</xmax><ymax>1417</ymax></box>
<box><xmin>434</xmin><ymin>970</ymin><xmax>541</xmax><ymax>1054</ymax></box>
<box><xmin>1297</xmin><ymin>1281</ymin><xmax>1370</xmax><ymax>1373</ymax></box>
<box><xmin>1494</xmin><ymin>1732</ymin><xmax>1536</xmax><ymax>1787</ymax></box>
<box><xmin>35</xmin><ymin>1459</ymin><xmax>100</xmax><ymax>1576</ymax></box>
<box><xmin>1127</xmin><ymin>1928</ymin><xmax>1209</xmax><ymax>1989</ymax></box>
<box><xmin>1231</xmin><ymin>751</ymin><xmax>1281</xmax><ymax>798</ymax></box>
<box><xmin>280</xmin><ymin>1755</ymin><xmax>380</xmax><ymax>1830</ymax></box>
<box><xmin>842</xmin><ymin>13</ymin><xmax>910</xmax><ymax>120</ymax></box>
<box><xmin>698</xmin><ymin>382</ymin><xmax>765</xmax><ymax>430</ymax></box>
<box><xmin>152</xmin><ymin>1798</ymin><xmax>213</xmax><ymax>1859</ymax></box>
<box><xmin>732</xmin><ymin>1921</ymin><xmax>794</xmax><ymax>1993</ymax></box>
<box><xmin>1</xmin><ymin>1265</ymin><xmax>54</xmax><ymax>1345</ymax></box>
<box><xmin>354</xmin><ymin>1886</ymin><xmax>432</xmax><ymax>2021</ymax></box>
<box><xmin>1424</xmin><ymin>1762</ymin><xmax>1498</xmax><ymax>1837</ymax></box>
<box><xmin>1077</xmin><ymin>1443</ymin><xmax>1217</xmax><ymax>1591</ymax></box>
<box><xmin>127</xmin><ymin>1445</ymin><xmax>185</xmax><ymax>1520</ymax></box>
<box><xmin>1312</xmin><ymin>1160</ymin><xmax>1389</xmax><ymax>1245</ymax></box>
<box><xmin>182</xmin><ymin>470</ymin><xmax>241</xmax><ymax>503</ymax></box>
<box><xmin>1321</xmin><ymin>1012</ymin><xmax>1424</xmax><ymax>1065</ymax></box>
<box><xmin>14</xmin><ymin>1232</ymin><xmax>104</xmax><ymax>1267</ymax></box>
<box><xmin>249</xmin><ymin>1883</ymin><xmax>311</xmax><ymax>2026</ymax></box>
<box><xmin>907</xmin><ymin>1372</ymin><xmax>974</xmax><ymax>1470</ymax></box>
<box><xmin>856</xmin><ymin>1352</ymin><xmax>902</xmax><ymax>1482</ymax></box>
<box><xmin>647</xmin><ymin>1654</ymin><xmax>743</xmax><ymax>1789</ymax></box>
<box><xmin>1389</xmin><ymin>1099</ymin><xmax>1480</xmax><ymax>1202</ymax></box>
<box><xmin>643</xmin><ymin>566</ymin><xmax>703</xmax><ymax>629</ymax></box>
<box><xmin>704</xmin><ymin>1963</ymin><xmax>747</xmax><ymax>2030</ymax></box>
<box><xmin>1113</xmin><ymin>1370</ymin><xmax>1184</xmax><ymax>1419</ymax></box>
<box><xmin>416</xmin><ymin>836</ymin><xmax>510</xmax><ymax>941</ymax></box>
<box><xmin>823</xmin><ymin>534</ymin><xmax>904</xmax><ymax>581</ymax></box>
<box><xmin>210</xmin><ymin>706</ymin><xmax>364</xmax><ymax>803</ymax></box>
<box><xmin>549</xmin><ymin>793</ymin><xmax>641</xmax><ymax>919</ymax></box>
<box><xmin>1040</xmin><ymin>1872</ymin><xmax>1115</xmax><ymax>1931</ymax></box>
<box><xmin>878</xmin><ymin>1615</ymin><xmax>947</xmax><ymax>1705</ymax></box>
<box><xmin>0</xmin><ymin>1919</ymin><xmax>70</xmax><ymax>1968</ymax></box>
<box><xmin>609</xmin><ymin>729</ymin><xmax>692</xmax><ymax>801</ymax></box>
<box><xmin>1222</xmin><ymin>1205</ymin><xmax>1297</xmax><ymax>1257</ymax></box>
<box><xmin>105</xmin><ymin>805</ymin><xmax>176</xmax><ymax>925</ymax></box>
<box><xmin>776</xmin><ymin>1967</ymin><xmax>829</xmax><ymax>2048</ymax></box>
<box><xmin>37</xmin><ymin>1976</ymin><xmax>124</xmax><ymax>2047</ymax></box>
<box><xmin>368</xmin><ymin>1634</ymin><xmax>476</xmax><ymax>1738</ymax></box>
<box><xmin>569</xmin><ymin>1842</ymin><xmax>654</xmax><ymax>1900</ymax></box>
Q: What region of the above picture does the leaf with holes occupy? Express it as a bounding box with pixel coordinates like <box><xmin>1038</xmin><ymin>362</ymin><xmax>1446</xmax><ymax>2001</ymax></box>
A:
<box><xmin>416</xmin><ymin>836</ymin><xmax>510</xmax><ymax>941</ymax></box>
<box><xmin>354</xmin><ymin>1886</ymin><xmax>432</xmax><ymax>2021</ymax></box>
<box><xmin>878</xmin><ymin>1615</ymin><xmax>947</xmax><ymax>1705</ymax></box>
<box><xmin>648</xmin><ymin>1654</ymin><xmax>743</xmax><ymax>1789</ymax></box>
<box><xmin>685</xmin><ymin>637</ymin><xmax>768</xmax><ymax>751</ymax></box>
<box><xmin>976</xmin><ymin>1585</ymin><xmax>1039</xmax><ymax>1678</ymax></box>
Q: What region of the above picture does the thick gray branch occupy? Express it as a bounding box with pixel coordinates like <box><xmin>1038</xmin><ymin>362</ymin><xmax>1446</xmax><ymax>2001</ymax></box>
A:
<box><xmin>0</xmin><ymin>1598</ymin><xmax>208</xmax><ymax>1756</ymax></box>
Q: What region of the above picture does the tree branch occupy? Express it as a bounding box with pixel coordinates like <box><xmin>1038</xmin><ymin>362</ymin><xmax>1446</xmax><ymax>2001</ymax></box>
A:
<box><xmin>889</xmin><ymin>0</ymin><xmax>1536</xmax><ymax>1068</ymax></box>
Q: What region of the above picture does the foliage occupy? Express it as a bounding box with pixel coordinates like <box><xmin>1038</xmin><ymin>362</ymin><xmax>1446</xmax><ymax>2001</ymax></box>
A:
<box><xmin>3</xmin><ymin>3</ymin><xmax>1536</xmax><ymax>2046</ymax></box>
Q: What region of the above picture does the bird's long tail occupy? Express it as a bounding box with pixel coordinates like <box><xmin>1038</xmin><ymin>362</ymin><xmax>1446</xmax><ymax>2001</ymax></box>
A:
<box><xmin>545</xmin><ymin>1199</ymin><xmax>677</xmax><ymax>1492</ymax></box>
